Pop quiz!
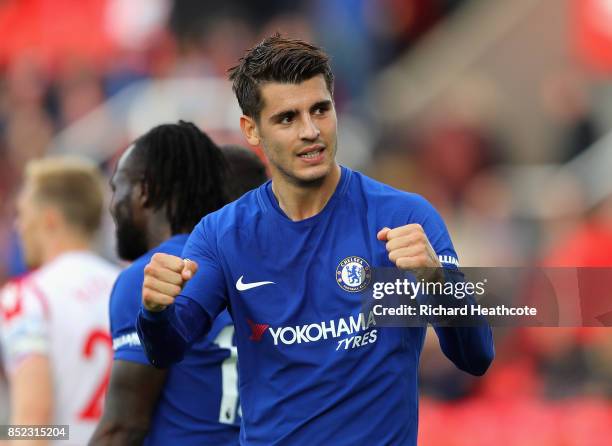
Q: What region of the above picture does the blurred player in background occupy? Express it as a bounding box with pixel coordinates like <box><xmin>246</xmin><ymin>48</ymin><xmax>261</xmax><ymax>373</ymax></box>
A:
<box><xmin>137</xmin><ymin>35</ymin><xmax>493</xmax><ymax>445</ymax></box>
<box><xmin>91</xmin><ymin>122</ymin><xmax>267</xmax><ymax>445</ymax></box>
<box><xmin>221</xmin><ymin>145</ymin><xmax>268</xmax><ymax>200</ymax></box>
<box><xmin>0</xmin><ymin>157</ymin><xmax>119</xmax><ymax>445</ymax></box>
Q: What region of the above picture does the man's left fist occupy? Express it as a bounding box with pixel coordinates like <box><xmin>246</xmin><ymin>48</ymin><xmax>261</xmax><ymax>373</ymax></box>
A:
<box><xmin>377</xmin><ymin>224</ymin><xmax>442</xmax><ymax>280</ymax></box>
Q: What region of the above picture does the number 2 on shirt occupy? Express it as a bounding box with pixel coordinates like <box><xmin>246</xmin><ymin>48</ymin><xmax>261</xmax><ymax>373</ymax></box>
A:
<box><xmin>78</xmin><ymin>329</ymin><xmax>113</xmax><ymax>420</ymax></box>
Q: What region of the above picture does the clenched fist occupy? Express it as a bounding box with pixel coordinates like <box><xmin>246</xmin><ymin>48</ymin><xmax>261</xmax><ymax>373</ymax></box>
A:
<box><xmin>142</xmin><ymin>253</ymin><xmax>198</xmax><ymax>312</ymax></box>
<box><xmin>377</xmin><ymin>224</ymin><xmax>442</xmax><ymax>281</ymax></box>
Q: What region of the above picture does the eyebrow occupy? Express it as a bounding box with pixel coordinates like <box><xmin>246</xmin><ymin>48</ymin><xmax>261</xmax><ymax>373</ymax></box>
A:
<box><xmin>269</xmin><ymin>109</ymin><xmax>296</xmax><ymax>124</ymax></box>
<box><xmin>311</xmin><ymin>100</ymin><xmax>332</xmax><ymax>111</ymax></box>
<box><xmin>268</xmin><ymin>100</ymin><xmax>333</xmax><ymax>124</ymax></box>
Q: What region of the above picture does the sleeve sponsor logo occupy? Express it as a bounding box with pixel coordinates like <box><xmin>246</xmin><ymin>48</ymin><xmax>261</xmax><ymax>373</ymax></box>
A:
<box><xmin>112</xmin><ymin>332</ymin><xmax>141</xmax><ymax>351</ymax></box>
<box><xmin>438</xmin><ymin>255</ymin><xmax>459</xmax><ymax>267</ymax></box>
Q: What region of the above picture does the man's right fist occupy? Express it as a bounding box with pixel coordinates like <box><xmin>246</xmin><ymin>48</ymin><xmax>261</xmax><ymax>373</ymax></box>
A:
<box><xmin>142</xmin><ymin>253</ymin><xmax>198</xmax><ymax>312</ymax></box>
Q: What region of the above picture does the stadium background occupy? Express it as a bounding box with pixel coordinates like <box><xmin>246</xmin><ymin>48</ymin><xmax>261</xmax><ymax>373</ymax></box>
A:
<box><xmin>0</xmin><ymin>0</ymin><xmax>611</xmax><ymax>444</ymax></box>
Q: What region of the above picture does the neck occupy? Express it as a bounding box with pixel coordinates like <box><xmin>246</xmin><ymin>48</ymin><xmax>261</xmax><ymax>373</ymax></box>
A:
<box><xmin>271</xmin><ymin>164</ymin><xmax>341</xmax><ymax>221</ymax></box>
<box><xmin>145</xmin><ymin>212</ymin><xmax>173</xmax><ymax>251</ymax></box>
<box><xmin>42</xmin><ymin>233</ymin><xmax>92</xmax><ymax>264</ymax></box>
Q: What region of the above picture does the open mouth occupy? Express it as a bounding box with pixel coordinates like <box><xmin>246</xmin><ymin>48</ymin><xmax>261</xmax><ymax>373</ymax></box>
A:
<box><xmin>297</xmin><ymin>145</ymin><xmax>325</xmax><ymax>161</ymax></box>
<box><xmin>299</xmin><ymin>149</ymin><xmax>323</xmax><ymax>159</ymax></box>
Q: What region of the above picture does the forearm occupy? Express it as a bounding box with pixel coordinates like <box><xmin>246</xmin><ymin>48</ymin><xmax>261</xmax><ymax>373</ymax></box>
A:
<box><xmin>427</xmin><ymin>268</ymin><xmax>495</xmax><ymax>375</ymax></box>
<box><xmin>89</xmin><ymin>396</ymin><xmax>151</xmax><ymax>446</ymax></box>
<box><xmin>89</xmin><ymin>423</ymin><xmax>147</xmax><ymax>446</ymax></box>
<box><xmin>10</xmin><ymin>355</ymin><xmax>53</xmax><ymax>431</ymax></box>
<box><xmin>136</xmin><ymin>296</ymin><xmax>211</xmax><ymax>368</ymax></box>
<box><xmin>90</xmin><ymin>360</ymin><xmax>167</xmax><ymax>446</ymax></box>
<box><xmin>434</xmin><ymin>324</ymin><xmax>494</xmax><ymax>376</ymax></box>
<box><xmin>10</xmin><ymin>393</ymin><xmax>52</xmax><ymax>446</ymax></box>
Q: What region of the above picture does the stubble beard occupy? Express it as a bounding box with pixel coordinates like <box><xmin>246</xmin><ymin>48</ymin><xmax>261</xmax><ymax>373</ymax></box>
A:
<box><xmin>267</xmin><ymin>140</ymin><xmax>337</xmax><ymax>189</ymax></box>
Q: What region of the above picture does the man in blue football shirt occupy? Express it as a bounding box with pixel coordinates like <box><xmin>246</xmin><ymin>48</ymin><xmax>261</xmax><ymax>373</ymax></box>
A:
<box><xmin>90</xmin><ymin>122</ymin><xmax>267</xmax><ymax>445</ymax></box>
<box><xmin>137</xmin><ymin>36</ymin><xmax>494</xmax><ymax>445</ymax></box>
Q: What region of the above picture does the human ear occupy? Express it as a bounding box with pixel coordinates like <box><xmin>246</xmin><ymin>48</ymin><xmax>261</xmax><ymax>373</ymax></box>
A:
<box><xmin>42</xmin><ymin>206</ymin><xmax>62</xmax><ymax>233</ymax></box>
<box><xmin>136</xmin><ymin>180</ymin><xmax>148</xmax><ymax>206</ymax></box>
<box><xmin>240</xmin><ymin>115</ymin><xmax>261</xmax><ymax>147</ymax></box>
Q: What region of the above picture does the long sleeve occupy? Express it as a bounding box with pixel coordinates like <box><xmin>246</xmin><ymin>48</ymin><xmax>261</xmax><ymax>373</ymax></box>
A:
<box><xmin>404</xmin><ymin>196</ymin><xmax>494</xmax><ymax>376</ymax></box>
<box><xmin>433</xmin><ymin>323</ymin><xmax>494</xmax><ymax>376</ymax></box>
<box><xmin>136</xmin><ymin>296</ymin><xmax>212</xmax><ymax>368</ymax></box>
<box><xmin>429</xmin><ymin>268</ymin><xmax>495</xmax><ymax>376</ymax></box>
<box><xmin>136</xmin><ymin>217</ymin><xmax>229</xmax><ymax>368</ymax></box>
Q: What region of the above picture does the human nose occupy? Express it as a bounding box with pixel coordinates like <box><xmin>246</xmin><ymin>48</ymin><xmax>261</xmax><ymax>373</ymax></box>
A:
<box><xmin>299</xmin><ymin>115</ymin><xmax>320</xmax><ymax>141</ymax></box>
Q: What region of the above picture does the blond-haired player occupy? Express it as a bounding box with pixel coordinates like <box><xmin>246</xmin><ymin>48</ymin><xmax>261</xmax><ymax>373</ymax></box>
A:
<box><xmin>0</xmin><ymin>157</ymin><xmax>118</xmax><ymax>445</ymax></box>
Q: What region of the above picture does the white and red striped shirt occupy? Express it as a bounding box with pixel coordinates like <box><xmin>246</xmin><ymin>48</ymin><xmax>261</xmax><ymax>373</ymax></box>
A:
<box><xmin>0</xmin><ymin>251</ymin><xmax>119</xmax><ymax>445</ymax></box>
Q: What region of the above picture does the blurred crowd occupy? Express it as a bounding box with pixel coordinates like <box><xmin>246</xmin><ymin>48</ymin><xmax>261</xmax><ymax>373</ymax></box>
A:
<box><xmin>0</xmin><ymin>0</ymin><xmax>610</xmax><ymax>444</ymax></box>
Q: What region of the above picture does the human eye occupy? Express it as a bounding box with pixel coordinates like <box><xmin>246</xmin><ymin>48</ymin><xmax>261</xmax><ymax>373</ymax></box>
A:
<box><xmin>312</xmin><ymin>102</ymin><xmax>331</xmax><ymax>115</ymax></box>
<box><xmin>280</xmin><ymin>114</ymin><xmax>293</xmax><ymax>124</ymax></box>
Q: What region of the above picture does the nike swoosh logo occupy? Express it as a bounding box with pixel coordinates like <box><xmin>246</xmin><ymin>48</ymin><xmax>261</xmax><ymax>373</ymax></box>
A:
<box><xmin>236</xmin><ymin>276</ymin><xmax>275</xmax><ymax>291</ymax></box>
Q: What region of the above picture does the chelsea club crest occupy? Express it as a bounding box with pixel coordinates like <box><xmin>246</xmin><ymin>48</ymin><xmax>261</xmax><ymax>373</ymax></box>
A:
<box><xmin>336</xmin><ymin>256</ymin><xmax>372</xmax><ymax>292</ymax></box>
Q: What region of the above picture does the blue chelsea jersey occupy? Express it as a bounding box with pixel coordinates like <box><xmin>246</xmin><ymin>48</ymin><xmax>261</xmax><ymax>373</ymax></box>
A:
<box><xmin>138</xmin><ymin>167</ymin><xmax>494</xmax><ymax>445</ymax></box>
<box><xmin>110</xmin><ymin>234</ymin><xmax>240</xmax><ymax>445</ymax></box>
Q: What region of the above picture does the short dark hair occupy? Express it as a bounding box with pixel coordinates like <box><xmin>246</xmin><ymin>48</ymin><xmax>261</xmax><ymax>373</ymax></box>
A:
<box><xmin>222</xmin><ymin>145</ymin><xmax>268</xmax><ymax>200</ymax></box>
<box><xmin>131</xmin><ymin>121</ymin><xmax>228</xmax><ymax>234</ymax></box>
<box><xmin>228</xmin><ymin>33</ymin><xmax>334</xmax><ymax>121</ymax></box>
